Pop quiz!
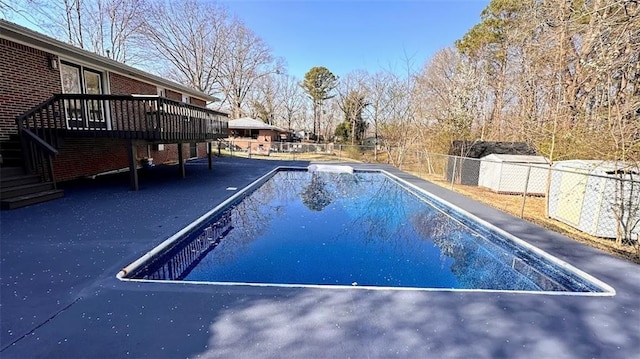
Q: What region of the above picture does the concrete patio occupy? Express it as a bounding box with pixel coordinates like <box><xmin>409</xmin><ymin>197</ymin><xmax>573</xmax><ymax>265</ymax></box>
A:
<box><xmin>1</xmin><ymin>157</ymin><xmax>639</xmax><ymax>358</ymax></box>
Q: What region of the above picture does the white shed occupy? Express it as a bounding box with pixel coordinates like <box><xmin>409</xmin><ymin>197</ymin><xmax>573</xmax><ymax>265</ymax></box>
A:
<box><xmin>547</xmin><ymin>160</ymin><xmax>640</xmax><ymax>239</ymax></box>
<box><xmin>478</xmin><ymin>154</ymin><xmax>550</xmax><ymax>195</ymax></box>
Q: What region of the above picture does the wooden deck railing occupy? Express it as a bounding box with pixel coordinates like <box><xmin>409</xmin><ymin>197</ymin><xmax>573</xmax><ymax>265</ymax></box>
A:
<box><xmin>15</xmin><ymin>93</ymin><xmax>228</xmax><ymax>182</ymax></box>
<box><xmin>16</xmin><ymin>94</ymin><xmax>228</xmax><ymax>142</ymax></box>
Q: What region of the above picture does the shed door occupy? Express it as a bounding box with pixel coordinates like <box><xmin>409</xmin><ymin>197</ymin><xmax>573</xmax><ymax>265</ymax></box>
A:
<box><xmin>556</xmin><ymin>172</ymin><xmax>586</xmax><ymax>226</ymax></box>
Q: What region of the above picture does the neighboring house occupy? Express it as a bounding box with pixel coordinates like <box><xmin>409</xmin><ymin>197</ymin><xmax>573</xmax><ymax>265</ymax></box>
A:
<box><xmin>228</xmin><ymin>117</ymin><xmax>289</xmax><ymax>154</ymax></box>
<box><xmin>0</xmin><ymin>20</ymin><xmax>229</xmax><ymax>209</ymax></box>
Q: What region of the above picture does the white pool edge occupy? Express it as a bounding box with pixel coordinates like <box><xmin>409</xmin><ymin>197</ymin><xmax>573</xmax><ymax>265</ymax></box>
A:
<box><xmin>117</xmin><ymin>166</ymin><xmax>616</xmax><ymax>297</ymax></box>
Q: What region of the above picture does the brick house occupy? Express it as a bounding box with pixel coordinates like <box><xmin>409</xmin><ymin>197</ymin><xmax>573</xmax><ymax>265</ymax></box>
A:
<box><xmin>228</xmin><ymin>117</ymin><xmax>289</xmax><ymax>155</ymax></box>
<box><xmin>0</xmin><ymin>20</ymin><xmax>229</xmax><ymax>208</ymax></box>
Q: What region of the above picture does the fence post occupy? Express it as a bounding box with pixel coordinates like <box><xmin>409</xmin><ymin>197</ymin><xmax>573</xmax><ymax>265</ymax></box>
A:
<box><xmin>450</xmin><ymin>156</ymin><xmax>458</xmax><ymax>190</ymax></box>
<box><xmin>338</xmin><ymin>145</ymin><xmax>342</xmax><ymax>160</ymax></box>
<box><xmin>520</xmin><ymin>165</ymin><xmax>532</xmax><ymax>218</ymax></box>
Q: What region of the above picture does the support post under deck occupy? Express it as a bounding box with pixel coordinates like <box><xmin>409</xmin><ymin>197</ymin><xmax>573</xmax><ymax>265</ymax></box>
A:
<box><xmin>178</xmin><ymin>142</ymin><xmax>185</xmax><ymax>178</ymax></box>
<box><xmin>208</xmin><ymin>142</ymin><xmax>213</xmax><ymax>170</ymax></box>
<box><xmin>127</xmin><ymin>140</ymin><xmax>139</xmax><ymax>191</ymax></box>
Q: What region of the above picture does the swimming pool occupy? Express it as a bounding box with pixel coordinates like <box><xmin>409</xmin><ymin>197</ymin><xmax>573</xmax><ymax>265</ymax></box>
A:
<box><xmin>118</xmin><ymin>166</ymin><xmax>614</xmax><ymax>295</ymax></box>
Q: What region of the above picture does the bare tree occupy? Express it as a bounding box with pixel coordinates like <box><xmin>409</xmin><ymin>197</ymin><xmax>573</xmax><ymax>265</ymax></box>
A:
<box><xmin>336</xmin><ymin>70</ymin><xmax>369</xmax><ymax>145</ymax></box>
<box><xmin>85</xmin><ymin>0</ymin><xmax>148</xmax><ymax>63</ymax></box>
<box><xmin>362</xmin><ymin>70</ymin><xmax>396</xmax><ymax>160</ymax></box>
<box><xmin>323</xmin><ymin>98</ymin><xmax>343</xmax><ymax>143</ymax></box>
<box><xmin>141</xmin><ymin>0</ymin><xmax>229</xmax><ymax>94</ymax></box>
<box><xmin>218</xmin><ymin>18</ymin><xmax>281</xmax><ymax>118</ymax></box>
<box><xmin>376</xmin><ymin>55</ymin><xmax>420</xmax><ymax>169</ymax></box>
<box><xmin>415</xmin><ymin>47</ymin><xmax>484</xmax><ymax>154</ymax></box>
<box><xmin>4</xmin><ymin>0</ymin><xmax>146</xmax><ymax>64</ymax></box>
<box><xmin>0</xmin><ymin>0</ymin><xmax>30</xmax><ymax>21</ymax></box>
<box><xmin>278</xmin><ymin>74</ymin><xmax>305</xmax><ymax>131</ymax></box>
<box><xmin>248</xmin><ymin>73</ymin><xmax>280</xmax><ymax>124</ymax></box>
<box><xmin>250</xmin><ymin>73</ymin><xmax>307</xmax><ymax>131</ymax></box>
<box><xmin>7</xmin><ymin>0</ymin><xmax>85</xmax><ymax>47</ymax></box>
<box><xmin>0</xmin><ymin>1</ymin><xmax>15</xmax><ymax>15</ymax></box>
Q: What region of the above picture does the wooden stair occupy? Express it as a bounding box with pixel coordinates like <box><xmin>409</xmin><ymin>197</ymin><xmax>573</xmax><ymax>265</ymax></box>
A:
<box><xmin>1</xmin><ymin>137</ymin><xmax>64</xmax><ymax>210</ymax></box>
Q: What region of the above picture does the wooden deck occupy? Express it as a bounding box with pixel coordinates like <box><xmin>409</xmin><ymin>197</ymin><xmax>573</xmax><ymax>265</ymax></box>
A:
<box><xmin>15</xmin><ymin>94</ymin><xmax>229</xmax><ymax>190</ymax></box>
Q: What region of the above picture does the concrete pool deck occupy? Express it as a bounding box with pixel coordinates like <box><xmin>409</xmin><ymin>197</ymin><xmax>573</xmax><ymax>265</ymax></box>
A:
<box><xmin>1</xmin><ymin>157</ymin><xmax>638</xmax><ymax>358</ymax></box>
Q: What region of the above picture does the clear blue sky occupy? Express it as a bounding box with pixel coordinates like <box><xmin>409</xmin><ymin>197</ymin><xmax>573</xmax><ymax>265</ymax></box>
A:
<box><xmin>221</xmin><ymin>0</ymin><xmax>489</xmax><ymax>79</ymax></box>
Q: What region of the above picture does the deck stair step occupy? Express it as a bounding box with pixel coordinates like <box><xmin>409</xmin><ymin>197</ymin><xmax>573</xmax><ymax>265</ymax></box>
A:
<box><xmin>0</xmin><ymin>139</ymin><xmax>23</xmax><ymax>166</ymax></box>
<box><xmin>0</xmin><ymin>174</ymin><xmax>41</xmax><ymax>188</ymax></box>
<box><xmin>0</xmin><ymin>166</ymin><xmax>24</xmax><ymax>177</ymax></box>
<box><xmin>0</xmin><ymin>145</ymin><xmax>64</xmax><ymax>209</ymax></box>
<box><xmin>1</xmin><ymin>189</ymin><xmax>64</xmax><ymax>210</ymax></box>
<box><xmin>1</xmin><ymin>182</ymin><xmax>54</xmax><ymax>198</ymax></box>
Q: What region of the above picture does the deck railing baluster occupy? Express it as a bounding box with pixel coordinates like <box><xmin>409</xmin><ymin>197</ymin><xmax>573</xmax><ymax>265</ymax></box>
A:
<box><xmin>36</xmin><ymin>110</ymin><xmax>43</xmax><ymax>139</ymax></box>
<box><xmin>171</xmin><ymin>106</ymin><xmax>176</xmax><ymax>141</ymax></box>
<box><xmin>118</xmin><ymin>99</ymin><xmax>124</xmax><ymax>134</ymax></box>
<box><xmin>126</xmin><ymin>100</ymin><xmax>132</xmax><ymax>137</ymax></box>
<box><xmin>103</xmin><ymin>98</ymin><xmax>108</xmax><ymax>133</ymax></box>
<box><xmin>45</xmin><ymin>104</ymin><xmax>53</xmax><ymax>145</ymax></box>
<box><xmin>155</xmin><ymin>98</ymin><xmax>162</xmax><ymax>141</ymax></box>
<box><xmin>88</xmin><ymin>99</ymin><xmax>94</xmax><ymax>131</ymax></box>
<box><xmin>134</xmin><ymin>99</ymin><xmax>139</xmax><ymax>134</ymax></box>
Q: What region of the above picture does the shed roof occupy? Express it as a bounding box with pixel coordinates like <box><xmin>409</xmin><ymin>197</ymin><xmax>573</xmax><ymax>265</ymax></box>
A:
<box><xmin>482</xmin><ymin>154</ymin><xmax>550</xmax><ymax>164</ymax></box>
<box><xmin>552</xmin><ymin>160</ymin><xmax>639</xmax><ymax>175</ymax></box>
<box><xmin>449</xmin><ymin>141</ymin><xmax>537</xmax><ymax>158</ymax></box>
<box><xmin>0</xmin><ymin>20</ymin><xmax>219</xmax><ymax>102</ymax></box>
<box><xmin>229</xmin><ymin>117</ymin><xmax>287</xmax><ymax>132</ymax></box>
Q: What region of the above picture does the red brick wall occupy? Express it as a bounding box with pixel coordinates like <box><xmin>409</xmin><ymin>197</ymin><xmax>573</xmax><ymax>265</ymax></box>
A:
<box><xmin>0</xmin><ymin>39</ymin><xmax>62</xmax><ymax>140</ymax></box>
<box><xmin>150</xmin><ymin>144</ymin><xmax>178</xmax><ymax>164</ymax></box>
<box><xmin>109</xmin><ymin>73</ymin><xmax>156</xmax><ymax>95</ymax></box>
<box><xmin>53</xmin><ymin>140</ymin><xmax>213</xmax><ymax>181</ymax></box>
<box><xmin>165</xmin><ymin>89</ymin><xmax>182</xmax><ymax>101</ymax></box>
<box><xmin>138</xmin><ymin>142</ymin><xmax>210</xmax><ymax>165</ymax></box>
<box><xmin>197</xmin><ymin>143</ymin><xmax>208</xmax><ymax>157</ymax></box>
<box><xmin>140</xmin><ymin>143</ymin><xmax>178</xmax><ymax>164</ymax></box>
<box><xmin>160</xmin><ymin>89</ymin><xmax>207</xmax><ymax>107</ymax></box>
<box><xmin>53</xmin><ymin>138</ymin><xmax>130</xmax><ymax>181</ymax></box>
<box><xmin>190</xmin><ymin>97</ymin><xmax>206</xmax><ymax>107</ymax></box>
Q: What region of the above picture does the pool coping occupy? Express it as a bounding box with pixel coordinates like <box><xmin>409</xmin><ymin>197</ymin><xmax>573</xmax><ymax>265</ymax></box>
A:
<box><xmin>117</xmin><ymin>165</ymin><xmax>616</xmax><ymax>296</ymax></box>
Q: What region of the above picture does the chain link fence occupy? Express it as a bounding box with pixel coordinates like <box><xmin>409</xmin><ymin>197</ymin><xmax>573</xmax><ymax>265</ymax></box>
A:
<box><xmin>416</xmin><ymin>152</ymin><xmax>640</xmax><ymax>248</ymax></box>
<box><xmin>219</xmin><ymin>140</ymin><xmax>378</xmax><ymax>162</ymax></box>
